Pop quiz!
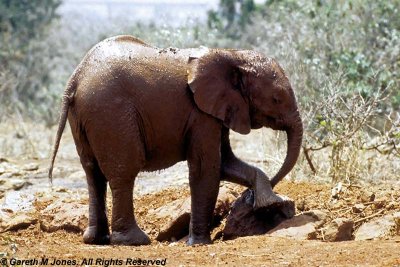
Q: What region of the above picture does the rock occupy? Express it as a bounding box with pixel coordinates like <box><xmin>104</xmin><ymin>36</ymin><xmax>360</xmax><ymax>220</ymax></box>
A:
<box><xmin>359</xmin><ymin>191</ymin><xmax>375</xmax><ymax>203</ymax></box>
<box><xmin>152</xmin><ymin>186</ymin><xmax>238</xmax><ymax>242</ymax></box>
<box><xmin>372</xmin><ymin>200</ymin><xmax>386</xmax><ymax>210</ymax></box>
<box><xmin>22</xmin><ymin>163</ymin><xmax>39</xmax><ymax>171</ymax></box>
<box><xmin>352</xmin><ymin>204</ymin><xmax>365</xmax><ymax>213</ymax></box>
<box><xmin>322</xmin><ymin>218</ymin><xmax>354</xmax><ymax>241</ymax></box>
<box><xmin>222</xmin><ymin>189</ymin><xmax>295</xmax><ymax>240</ymax></box>
<box><xmin>0</xmin><ymin>179</ymin><xmax>31</xmax><ymax>191</ymax></box>
<box><xmin>1</xmin><ymin>191</ymin><xmax>36</xmax><ymax>212</ymax></box>
<box><xmin>0</xmin><ymin>162</ymin><xmax>20</xmax><ymax>175</ymax></box>
<box><xmin>0</xmin><ymin>211</ymin><xmax>37</xmax><ymax>232</ymax></box>
<box><xmin>154</xmin><ymin>197</ymin><xmax>191</xmax><ymax>241</ymax></box>
<box><xmin>40</xmin><ymin>200</ymin><xmax>88</xmax><ymax>233</ymax></box>
<box><xmin>1</xmin><ymin>192</ymin><xmax>38</xmax><ymax>231</ymax></box>
<box><xmin>267</xmin><ymin>210</ymin><xmax>327</xmax><ymax>240</ymax></box>
<box><xmin>67</xmin><ymin>170</ymin><xmax>86</xmax><ymax>180</ymax></box>
<box><xmin>11</xmin><ymin>179</ymin><xmax>31</xmax><ymax>190</ymax></box>
<box><xmin>354</xmin><ymin>212</ymin><xmax>400</xmax><ymax>240</ymax></box>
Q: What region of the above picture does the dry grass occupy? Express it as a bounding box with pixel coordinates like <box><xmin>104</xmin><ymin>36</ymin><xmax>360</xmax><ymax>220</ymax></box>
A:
<box><xmin>1</xmin><ymin>0</ymin><xmax>399</xmax><ymax>185</ymax></box>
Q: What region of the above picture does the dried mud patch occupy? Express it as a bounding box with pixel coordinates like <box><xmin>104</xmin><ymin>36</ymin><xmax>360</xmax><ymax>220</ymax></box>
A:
<box><xmin>1</xmin><ymin>181</ymin><xmax>400</xmax><ymax>266</ymax></box>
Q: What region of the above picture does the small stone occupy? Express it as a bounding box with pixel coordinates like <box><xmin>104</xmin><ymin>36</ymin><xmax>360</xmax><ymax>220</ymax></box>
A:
<box><xmin>11</xmin><ymin>179</ymin><xmax>30</xmax><ymax>190</ymax></box>
<box><xmin>67</xmin><ymin>170</ymin><xmax>86</xmax><ymax>180</ymax></box>
<box><xmin>0</xmin><ymin>178</ymin><xmax>29</xmax><ymax>191</ymax></box>
<box><xmin>387</xmin><ymin>201</ymin><xmax>399</xmax><ymax>210</ymax></box>
<box><xmin>352</xmin><ymin>204</ymin><xmax>365</xmax><ymax>213</ymax></box>
<box><xmin>360</xmin><ymin>192</ymin><xmax>375</xmax><ymax>203</ymax></box>
<box><xmin>372</xmin><ymin>200</ymin><xmax>386</xmax><ymax>210</ymax></box>
<box><xmin>304</xmin><ymin>210</ymin><xmax>327</xmax><ymax>223</ymax></box>
<box><xmin>22</xmin><ymin>163</ymin><xmax>39</xmax><ymax>171</ymax></box>
<box><xmin>355</xmin><ymin>212</ymin><xmax>400</xmax><ymax>240</ymax></box>
<box><xmin>322</xmin><ymin>218</ymin><xmax>354</xmax><ymax>241</ymax></box>
<box><xmin>0</xmin><ymin>162</ymin><xmax>19</xmax><ymax>174</ymax></box>
<box><xmin>267</xmin><ymin>210</ymin><xmax>327</xmax><ymax>240</ymax></box>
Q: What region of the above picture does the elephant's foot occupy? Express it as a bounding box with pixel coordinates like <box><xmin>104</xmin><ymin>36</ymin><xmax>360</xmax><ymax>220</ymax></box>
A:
<box><xmin>253</xmin><ymin>175</ymin><xmax>283</xmax><ymax>209</ymax></box>
<box><xmin>254</xmin><ymin>194</ymin><xmax>295</xmax><ymax>219</ymax></box>
<box><xmin>83</xmin><ymin>226</ymin><xmax>110</xmax><ymax>245</ymax></box>
<box><xmin>110</xmin><ymin>226</ymin><xmax>151</xmax><ymax>246</ymax></box>
<box><xmin>254</xmin><ymin>190</ymin><xmax>284</xmax><ymax>209</ymax></box>
<box><xmin>187</xmin><ymin>234</ymin><xmax>212</xmax><ymax>246</ymax></box>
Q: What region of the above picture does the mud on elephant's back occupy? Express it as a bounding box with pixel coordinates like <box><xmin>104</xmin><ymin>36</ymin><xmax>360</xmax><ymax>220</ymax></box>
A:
<box><xmin>223</xmin><ymin>189</ymin><xmax>295</xmax><ymax>240</ymax></box>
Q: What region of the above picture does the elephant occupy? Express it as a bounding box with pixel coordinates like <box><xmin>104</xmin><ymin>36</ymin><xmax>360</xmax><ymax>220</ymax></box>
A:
<box><xmin>48</xmin><ymin>35</ymin><xmax>303</xmax><ymax>246</ymax></box>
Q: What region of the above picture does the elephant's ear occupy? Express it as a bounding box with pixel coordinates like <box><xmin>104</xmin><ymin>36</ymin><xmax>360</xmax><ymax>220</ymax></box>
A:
<box><xmin>187</xmin><ymin>50</ymin><xmax>251</xmax><ymax>134</ymax></box>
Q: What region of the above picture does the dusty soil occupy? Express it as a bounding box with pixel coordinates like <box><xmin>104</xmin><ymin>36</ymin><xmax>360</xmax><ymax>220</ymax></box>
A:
<box><xmin>1</xmin><ymin>125</ymin><xmax>399</xmax><ymax>266</ymax></box>
<box><xmin>1</xmin><ymin>230</ymin><xmax>399</xmax><ymax>266</ymax></box>
<box><xmin>1</xmin><ymin>180</ymin><xmax>400</xmax><ymax>266</ymax></box>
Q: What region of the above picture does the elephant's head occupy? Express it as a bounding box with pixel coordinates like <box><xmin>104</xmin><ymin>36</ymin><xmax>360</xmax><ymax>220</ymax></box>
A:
<box><xmin>187</xmin><ymin>49</ymin><xmax>303</xmax><ymax>188</ymax></box>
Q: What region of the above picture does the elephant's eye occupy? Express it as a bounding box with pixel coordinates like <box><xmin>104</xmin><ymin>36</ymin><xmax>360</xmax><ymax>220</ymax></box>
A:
<box><xmin>273</xmin><ymin>96</ymin><xmax>281</xmax><ymax>105</ymax></box>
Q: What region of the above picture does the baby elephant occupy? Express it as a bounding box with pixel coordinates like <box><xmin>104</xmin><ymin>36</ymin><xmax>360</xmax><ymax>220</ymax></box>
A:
<box><xmin>49</xmin><ymin>35</ymin><xmax>303</xmax><ymax>246</ymax></box>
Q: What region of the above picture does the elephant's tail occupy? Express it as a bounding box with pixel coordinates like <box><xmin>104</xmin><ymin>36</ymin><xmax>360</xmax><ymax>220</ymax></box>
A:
<box><xmin>48</xmin><ymin>76</ymin><xmax>78</xmax><ymax>184</ymax></box>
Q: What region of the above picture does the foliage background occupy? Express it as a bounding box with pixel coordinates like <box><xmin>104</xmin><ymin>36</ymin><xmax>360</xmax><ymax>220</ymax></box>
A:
<box><xmin>0</xmin><ymin>0</ymin><xmax>399</xmax><ymax>183</ymax></box>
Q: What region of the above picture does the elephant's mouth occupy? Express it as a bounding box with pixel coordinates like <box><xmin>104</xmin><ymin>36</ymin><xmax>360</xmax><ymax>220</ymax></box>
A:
<box><xmin>265</xmin><ymin>115</ymin><xmax>285</xmax><ymax>130</ymax></box>
<box><xmin>250</xmin><ymin>109</ymin><xmax>286</xmax><ymax>130</ymax></box>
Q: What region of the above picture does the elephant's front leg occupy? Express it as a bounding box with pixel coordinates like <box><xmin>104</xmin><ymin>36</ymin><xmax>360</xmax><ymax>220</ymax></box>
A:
<box><xmin>221</xmin><ymin>128</ymin><xmax>283</xmax><ymax>208</ymax></box>
<box><xmin>221</xmin><ymin>156</ymin><xmax>284</xmax><ymax>208</ymax></box>
<box><xmin>186</xmin><ymin>122</ymin><xmax>221</xmax><ymax>245</ymax></box>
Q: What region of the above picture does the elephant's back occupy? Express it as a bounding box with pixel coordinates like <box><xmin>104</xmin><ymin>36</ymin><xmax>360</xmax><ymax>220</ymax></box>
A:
<box><xmin>112</xmin><ymin>35</ymin><xmax>153</xmax><ymax>47</ymax></box>
<box><xmin>77</xmin><ymin>35</ymin><xmax>188</xmax><ymax>83</ymax></box>
<box><xmin>71</xmin><ymin>35</ymin><xmax>192</xmax><ymax>113</ymax></box>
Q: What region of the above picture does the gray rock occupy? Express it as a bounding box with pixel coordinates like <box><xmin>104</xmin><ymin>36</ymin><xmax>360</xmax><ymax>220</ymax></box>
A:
<box><xmin>354</xmin><ymin>212</ymin><xmax>400</xmax><ymax>240</ymax></box>
<box><xmin>267</xmin><ymin>210</ymin><xmax>327</xmax><ymax>240</ymax></box>
<box><xmin>322</xmin><ymin>218</ymin><xmax>354</xmax><ymax>241</ymax></box>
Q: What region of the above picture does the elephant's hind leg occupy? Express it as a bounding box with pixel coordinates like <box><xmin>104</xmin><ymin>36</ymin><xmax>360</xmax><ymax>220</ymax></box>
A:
<box><xmin>81</xmin><ymin>158</ymin><xmax>110</xmax><ymax>244</ymax></box>
<box><xmin>108</xmin><ymin>175</ymin><xmax>151</xmax><ymax>245</ymax></box>
<box><xmin>90</xmin><ymin>117</ymin><xmax>150</xmax><ymax>246</ymax></box>
<box><xmin>71</xmin><ymin>127</ymin><xmax>110</xmax><ymax>245</ymax></box>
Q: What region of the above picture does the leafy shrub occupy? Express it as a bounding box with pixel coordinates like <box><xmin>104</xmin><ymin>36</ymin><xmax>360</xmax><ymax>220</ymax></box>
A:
<box><xmin>0</xmin><ymin>0</ymin><xmax>398</xmax><ymax>182</ymax></box>
<box><xmin>0</xmin><ymin>0</ymin><xmax>61</xmax><ymax>124</ymax></box>
<box><xmin>207</xmin><ymin>0</ymin><xmax>400</xmax><ymax>182</ymax></box>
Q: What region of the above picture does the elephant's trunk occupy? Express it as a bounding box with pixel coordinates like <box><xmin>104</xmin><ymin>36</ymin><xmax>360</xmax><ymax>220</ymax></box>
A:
<box><xmin>270</xmin><ymin>111</ymin><xmax>303</xmax><ymax>188</ymax></box>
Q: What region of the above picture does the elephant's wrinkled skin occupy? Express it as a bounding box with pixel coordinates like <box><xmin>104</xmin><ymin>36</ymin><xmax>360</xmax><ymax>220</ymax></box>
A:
<box><xmin>49</xmin><ymin>36</ymin><xmax>303</xmax><ymax>246</ymax></box>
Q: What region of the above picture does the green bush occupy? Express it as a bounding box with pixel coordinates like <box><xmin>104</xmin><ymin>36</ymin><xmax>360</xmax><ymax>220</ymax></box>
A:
<box><xmin>207</xmin><ymin>0</ymin><xmax>400</xmax><ymax>182</ymax></box>
<box><xmin>0</xmin><ymin>0</ymin><xmax>398</xmax><ymax>181</ymax></box>
<box><xmin>0</xmin><ymin>0</ymin><xmax>61</xmax><ymax>124</ymax></box>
